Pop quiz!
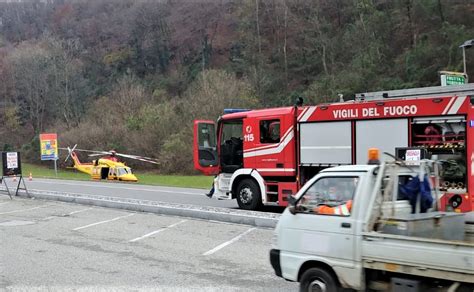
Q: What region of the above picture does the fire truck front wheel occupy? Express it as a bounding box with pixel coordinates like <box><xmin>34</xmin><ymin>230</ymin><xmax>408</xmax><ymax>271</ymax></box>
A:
<box><xmin>236</xmin><ymin>179</ymin><xmax>262</xmax><ymax>210</ymax></box>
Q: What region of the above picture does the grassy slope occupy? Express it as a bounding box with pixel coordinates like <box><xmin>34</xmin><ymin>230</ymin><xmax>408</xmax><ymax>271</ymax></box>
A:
<box><xmin>22</xmin><ymin>163</ymin><xmax>212</xmax><ymax>189</ymax></box>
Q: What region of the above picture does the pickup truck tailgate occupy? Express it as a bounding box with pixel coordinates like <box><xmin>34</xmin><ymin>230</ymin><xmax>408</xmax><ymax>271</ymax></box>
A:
<box><xmin>362</xmin><ymin>232</ymin><xmax>474</xmax><ymax>283</ymax></box>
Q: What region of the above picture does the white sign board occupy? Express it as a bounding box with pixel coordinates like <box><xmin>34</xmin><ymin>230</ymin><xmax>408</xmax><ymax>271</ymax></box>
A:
<box><xmin>405</xmin><ymin>149</ymin><xmax>421</xmax><ymax>164</ymax></box>
<box><xmin>6</xmin><ymin>152</ymin><xmax>18</xmax><ymax>169</ymax></box>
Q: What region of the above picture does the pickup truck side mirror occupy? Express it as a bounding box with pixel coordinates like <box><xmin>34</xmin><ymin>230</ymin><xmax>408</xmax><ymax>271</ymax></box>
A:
<box><xmin>287</xmin><ymin>194</ymin><xmax>297</xmax><ymax>206</ymax></box>
<box><xmin>287</xmin><ymin>194</ymin><xmax>298</xmax><ymax>215</ymax></box>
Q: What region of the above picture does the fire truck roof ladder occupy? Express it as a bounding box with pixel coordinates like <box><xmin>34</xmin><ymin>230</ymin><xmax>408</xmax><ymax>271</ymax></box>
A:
<box><xmin>355</xmin><ymin>84</ymin><xmax>474</xmax><ymax>101</ymax></box>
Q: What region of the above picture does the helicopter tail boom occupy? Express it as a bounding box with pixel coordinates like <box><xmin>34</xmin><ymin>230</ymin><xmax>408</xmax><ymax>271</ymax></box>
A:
<box><xmin>60</xmin><ymin>144</ymin><xmax>94</xmax><ymax>175</ymax></box>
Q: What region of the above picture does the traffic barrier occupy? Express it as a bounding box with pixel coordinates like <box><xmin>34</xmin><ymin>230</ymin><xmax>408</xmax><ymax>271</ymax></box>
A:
<box><xmin>15</xmin><ymin>190</ymin><xmax>280</xmax><ymax>228</ymax></box>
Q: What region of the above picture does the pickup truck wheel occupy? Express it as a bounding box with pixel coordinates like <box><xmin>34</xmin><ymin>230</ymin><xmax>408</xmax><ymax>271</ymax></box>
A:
<box><xmin>300</xmin><ymin>267</ymin><xmax>338</xmax><ymax>292</ymax></box>
<box><xmin>236</xmin><ymin>179</ymin><xmax>262</xmax><ymax>210</ymax></box>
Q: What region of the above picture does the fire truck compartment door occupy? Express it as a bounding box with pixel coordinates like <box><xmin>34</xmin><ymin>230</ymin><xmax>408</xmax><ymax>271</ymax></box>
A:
<box><xmin>355</xmin><ymin>119</ymin><xmax>408</xmax><ymax>164</ymax></box>
<box><xmin>300</xmin><ymin>121</ymin><xmax>352</xmax><ymax>164</ymax></box>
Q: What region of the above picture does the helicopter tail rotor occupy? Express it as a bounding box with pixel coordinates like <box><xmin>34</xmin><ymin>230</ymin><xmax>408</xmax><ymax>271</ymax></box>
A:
<box><xmin>64</xmin><ymin>144</ymin><xmax>78</xmax><ymax>163</ymax></box>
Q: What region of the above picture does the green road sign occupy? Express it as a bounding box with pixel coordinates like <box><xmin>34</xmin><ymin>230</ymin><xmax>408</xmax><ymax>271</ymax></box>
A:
<box><xmin>446</xmin><ymin>75</ymin><xmax>466</xmax><ymax>85</ymax></box>
<box><xmin>440</xmin><ymin>71</ymin><xmax>467</xmax><ymax>86</ymax></box>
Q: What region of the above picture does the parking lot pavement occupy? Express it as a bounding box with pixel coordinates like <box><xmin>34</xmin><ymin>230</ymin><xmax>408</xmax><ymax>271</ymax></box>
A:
<box><xmin>0</xmin><ymin>196</ymin><xmax>297</xmax><ymax>291</ymax></box>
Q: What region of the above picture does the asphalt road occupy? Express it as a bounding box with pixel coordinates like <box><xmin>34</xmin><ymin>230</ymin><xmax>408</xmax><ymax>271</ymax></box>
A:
<box><xmin>0</xmin><ymin>196</ymin><xmax>297</xmax><ymax>290</ymax></box>
<box><xmin>1</xmin><ymin>177</ymin><xmax>286</xmax><ymax>213</ymax></box>
<box><xmin>2</xmin><ymin>177</ymin><xmax>239</xmax><ymax>208</ymax></box>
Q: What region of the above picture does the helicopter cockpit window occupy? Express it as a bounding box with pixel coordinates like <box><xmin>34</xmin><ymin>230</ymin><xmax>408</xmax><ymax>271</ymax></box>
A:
<box><xmin>117</xmin><ymin>167</ymin><xmax>131</xmax><ymax>176</ymax></box>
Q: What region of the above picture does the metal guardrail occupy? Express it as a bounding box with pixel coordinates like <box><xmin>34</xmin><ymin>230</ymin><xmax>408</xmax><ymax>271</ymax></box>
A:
<box><xmin>356</xmin><ymin>84</ymin><xmax>474</xmax><ymax>101</ymax></box>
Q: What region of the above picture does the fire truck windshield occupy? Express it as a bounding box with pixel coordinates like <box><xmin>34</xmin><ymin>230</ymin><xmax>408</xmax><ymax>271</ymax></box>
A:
<box><xmin>221</xmin><ymin>122</ymin><xmax>242</xmax><ymax>142</ymax></box>
<box><xmin>220</xmin><ymin>121</ymin><xmax>244</xmax><ymax>171</ymax></box>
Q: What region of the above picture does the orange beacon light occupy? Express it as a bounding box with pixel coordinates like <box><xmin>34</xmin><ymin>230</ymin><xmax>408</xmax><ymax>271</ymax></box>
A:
<box><xmin>368</xmin><ymin>148</ymin><xmax>380</xmax><ymax>165</ymax></box>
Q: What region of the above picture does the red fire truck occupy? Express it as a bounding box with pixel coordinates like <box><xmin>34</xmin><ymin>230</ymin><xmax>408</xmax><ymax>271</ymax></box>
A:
<box><xmin>193</xmin><ymin>84</ymin><xmax>474</xmax><ymax>211</ymax></box>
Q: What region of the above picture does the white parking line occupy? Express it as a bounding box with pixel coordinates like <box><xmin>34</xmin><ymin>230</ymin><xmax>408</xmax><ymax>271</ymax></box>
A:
<box><xmin>69</xmin><ymin>208</ymin><xmax>93</xmax><ymax>215</ymax></box>
<box><xmin>43</xmin><ymin>208</ymin><xmax>93</xmax><ymax>220</ymax></box>
<box><xmin>129</xmin><ymin>219</ymin><xmax>188</xmax><ymax>242</ymax></box>
<box><xmin>73</xmin><ymin>213</ymin><xmax>135</xmax><ymax>231</ymax></box>
<box><xmin>202</xmin><ymin>227</ymin><xmax>256</xmax><ymax>256</ymax></box>
<box><xmin>0</xmin><ymin>206</ymin><xmax>44</xmax><ymax>215</ymax></box>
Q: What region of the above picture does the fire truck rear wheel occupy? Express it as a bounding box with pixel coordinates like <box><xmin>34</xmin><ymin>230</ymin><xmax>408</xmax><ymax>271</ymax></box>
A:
<box><xmin>236</xmin><ymin>179</ymin><xmax>262</xmax><ymax>210</ymax></box>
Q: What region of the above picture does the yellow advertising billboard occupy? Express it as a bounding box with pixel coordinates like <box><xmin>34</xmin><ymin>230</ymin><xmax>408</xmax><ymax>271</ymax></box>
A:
<box><xmin>39</xmin><ymin>133</ymin><xmax>58</xmax><ymax>161</ymax></box>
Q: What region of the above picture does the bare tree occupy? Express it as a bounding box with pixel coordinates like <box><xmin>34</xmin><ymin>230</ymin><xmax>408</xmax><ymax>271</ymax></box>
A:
<box><xmin>183</xmin><ymin>69</ymin><xmax>259</xmax><ymax>122</ymax></box>
<box><xmin>46</xmin><ymin>36</ymin><xmax>86</xmax><ymax>128</ymax></box>
<box><xmin>8</xmin><ymin>43</ymin><xmax>51</xmax><ymax>134</ymax></box>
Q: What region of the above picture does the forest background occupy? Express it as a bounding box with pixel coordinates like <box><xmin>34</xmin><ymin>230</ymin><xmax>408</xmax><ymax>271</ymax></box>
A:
<box><xmin>0</xmin><ymin>0</ymin><xmax>473</xmax><ymax>174</ymax></box>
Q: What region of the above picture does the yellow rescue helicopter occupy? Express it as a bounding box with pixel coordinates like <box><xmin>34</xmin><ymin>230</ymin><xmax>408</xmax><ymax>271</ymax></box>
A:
<box><xmin>61</xmin><ymin>145</ymin><xmax>158</xmax><ymax>182</ymax></box>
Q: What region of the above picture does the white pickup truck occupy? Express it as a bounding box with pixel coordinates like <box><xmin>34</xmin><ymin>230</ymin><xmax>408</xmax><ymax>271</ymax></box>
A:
<box><xmin>270</xmin><ymin>162</ymin><xmax>473</xmax><ymax>292</ymax></box>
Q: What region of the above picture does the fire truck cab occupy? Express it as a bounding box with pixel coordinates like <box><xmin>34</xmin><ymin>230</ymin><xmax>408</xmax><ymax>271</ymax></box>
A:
<box><xmin>194</xmin><ymin>107</ymin><xmax>298</xmax><ymax>210</ymax></box>
<box><xmin>193</xmin><ymin>84</ymin><xmax>474</xmax><ymax>211</ymax></box>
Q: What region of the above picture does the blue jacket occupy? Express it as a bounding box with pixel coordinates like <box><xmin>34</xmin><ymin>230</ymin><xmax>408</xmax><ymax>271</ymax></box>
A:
<box><xmin>399</xmin><ymin>175</ymin><xmax>433</xmax><ymax>213</ymax></box>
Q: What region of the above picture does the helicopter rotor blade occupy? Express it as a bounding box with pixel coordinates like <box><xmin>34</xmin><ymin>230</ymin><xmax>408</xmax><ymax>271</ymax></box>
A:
<box><xmin>62</xmin><ymin>146</ymin><xmax>159</xmax><ymax>165</ymax></box>
<box><xmin>113</xmin><ymin>153</ymin><xmax>160</xmax><ymax>165</ymax></box>
<box><xmin>61</xmin><ymin>147</ymin><xmax>110</xmax><ymax>155</ymax></box>
<box><xmin>65</xmin><ymin>147</ymin><xmax>71</xmax><ymax>162</ymax></box>
<box><xmin>87</xmin><ymin>153</ymin><xmax>110</xmax><ymax>157</ymax></box>
<box><xmin>77</xmin><ymin>149</ymin><xmax>111</xmax><ymax>154</ymax></box>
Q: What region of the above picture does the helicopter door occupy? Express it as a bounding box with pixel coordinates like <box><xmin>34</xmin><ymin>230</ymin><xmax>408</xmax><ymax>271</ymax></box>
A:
<box><xmin>101</xmin><ymin>167</ymin><xmax>109</xmax><ymax>179</ymax></box>
<box><xmin>193</xmin><ymin>120</ymin><xmax>219</xmax><ymax>176</ymax></box>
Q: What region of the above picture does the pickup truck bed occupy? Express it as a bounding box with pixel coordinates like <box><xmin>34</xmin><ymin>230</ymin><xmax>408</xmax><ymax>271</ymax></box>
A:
<box><xmin>362</xmin><ymin>231</ymin><xmax>474</xmax><ymax>283</ymax></box>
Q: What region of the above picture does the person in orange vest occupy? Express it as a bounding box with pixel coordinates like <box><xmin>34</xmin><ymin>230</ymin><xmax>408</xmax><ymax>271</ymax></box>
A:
<box><xmin>313</xmin><ymin>200</ymin><xmax>353</xmax><ymax>216</ymax></box>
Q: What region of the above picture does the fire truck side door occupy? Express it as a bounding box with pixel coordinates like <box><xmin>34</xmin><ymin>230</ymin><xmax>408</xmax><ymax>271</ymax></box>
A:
<box><xmin>193</xmin><ymin>120</ymin><xmax>219</xmax><ymax>175</ymax></box>
<box><xmin>242</xmin><ymin>118</ymin><xmax>258</xmax><ymax>168</ymax></box>
<box><xmin>257</xmin><ymin>117</ymin><xmax>283</xmax><ymax>169</ymax></box>
<box><xmin>243</xmin><ymin>116</ymin><xmax>286</xmax><ymax>172</ymax></box>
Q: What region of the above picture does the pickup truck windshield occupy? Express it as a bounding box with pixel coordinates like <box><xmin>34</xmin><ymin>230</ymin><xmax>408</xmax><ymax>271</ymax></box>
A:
<box><xmin>298</xmin><ymin>176</ymin><xmax>359</xmax><ymax>216</ymax></box>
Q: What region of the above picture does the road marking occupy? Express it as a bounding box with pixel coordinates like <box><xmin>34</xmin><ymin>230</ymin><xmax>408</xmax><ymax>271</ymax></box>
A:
<box><xmin>208</xmin><ymin>220</ymin><xmax>242</xmax><ymax>226</ymax></box>
<box><xmin>129</xmin><ymin>219</ymin><xmax>187</xmax><ymax>242</ymax></box>
<box><xmin>26</xmin><ymin>181</ymin><xmax>203</xmax><ymax>196</ymax></box>
<box><xmin>202</xmin><ymin>227</ymin><xmax>256</xmax><ymax>256</ymax></box>
<box><xmin>69</xmin><ymin>207</ymin><xmax>93</xmax><ymax>215</ymax></box>
<box><xmin>73</xmin><ymin>213</ymin><xmax>135</xmax><ymax>231</ymax></box>
<box><xmin>0</xmin><ymin>206</ymin><xmax>44</xmax><ymax>215</ymax></box>
<box><xmin>43</xmin><ymin>208</ymin><xmax>93</xmax><ymax>220</ymax></box>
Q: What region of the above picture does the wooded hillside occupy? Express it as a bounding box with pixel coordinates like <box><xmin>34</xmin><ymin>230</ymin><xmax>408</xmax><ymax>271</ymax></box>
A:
<box><xmin>0</xmin><ymin>0</ymin><xmax>473</xmax><ymax>173</ymax></box>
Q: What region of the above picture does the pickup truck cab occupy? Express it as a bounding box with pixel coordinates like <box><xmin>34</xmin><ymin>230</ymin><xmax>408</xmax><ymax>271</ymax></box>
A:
<box><xmin>270</xmin><ymin>162</ymin><xmax>474</xmax><ymax>292</ymax></box>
